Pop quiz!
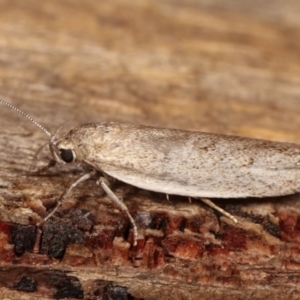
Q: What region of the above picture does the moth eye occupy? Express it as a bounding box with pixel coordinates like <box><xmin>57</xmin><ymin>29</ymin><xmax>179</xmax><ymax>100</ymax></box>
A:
<box><xmin>60</xmin><ymin>149</ymin><xmax>74</xmax><ymax>163</ymax></box>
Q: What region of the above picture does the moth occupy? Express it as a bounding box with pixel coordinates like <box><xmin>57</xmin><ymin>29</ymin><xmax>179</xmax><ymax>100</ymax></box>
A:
<box><xmin>2</xmin><ymin>99</ymin><xmax>300</xmax><ymax>246</ymax></box>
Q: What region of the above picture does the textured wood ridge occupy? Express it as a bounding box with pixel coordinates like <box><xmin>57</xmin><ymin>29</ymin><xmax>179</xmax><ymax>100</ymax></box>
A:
<box><xmin>1</xmin><ymin>0</ymin><xmax>300</xmax><ymax>299</ymax></box>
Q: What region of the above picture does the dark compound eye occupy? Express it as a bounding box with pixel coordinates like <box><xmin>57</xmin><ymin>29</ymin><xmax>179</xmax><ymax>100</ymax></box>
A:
<box><xmin>60</xmin><ymin>149</ymin><xmax>74</xmax><ymax>163</ymax></box>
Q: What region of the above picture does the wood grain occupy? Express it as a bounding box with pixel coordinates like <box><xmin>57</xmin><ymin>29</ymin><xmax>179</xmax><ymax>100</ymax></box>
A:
<box><xmin>1</xmin><ymin>0</ymin><xmax>300</xmax><ymax>299</ymax></box>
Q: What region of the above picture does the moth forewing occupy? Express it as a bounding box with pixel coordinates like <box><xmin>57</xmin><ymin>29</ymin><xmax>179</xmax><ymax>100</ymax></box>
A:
<box><xmin>69</xmin><ymin>123</ymin><xmax>300</xmax><ymax>198</ymax></box>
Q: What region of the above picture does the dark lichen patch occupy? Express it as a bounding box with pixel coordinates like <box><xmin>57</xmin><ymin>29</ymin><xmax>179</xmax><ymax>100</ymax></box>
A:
<box><xmin>10</xmin><ymin>224</ymin><xmax>36</xmax><ymax>255</ymax></box>
<box><xmin>49</xmin><ymin>271</ymin><xmax>84</xmax><ymax>299</ymax></box>
<box><xmin>13</xmin><ymin>275</ymin><xmax>36</xmax><ymax>292</ymax></box>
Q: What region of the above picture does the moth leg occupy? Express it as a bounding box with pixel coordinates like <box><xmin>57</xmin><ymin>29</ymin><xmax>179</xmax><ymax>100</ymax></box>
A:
<box><xmin>37</xmin><ymin>170</ymin><xmax>95</xmax><ymax>226</ymax></box>
<box><xmin>29</xmin><ymin>142</ymin><xmax>49</xmax><ymax>172</ymax></box>
<box><xmin>97</xmin><ymin>177</ymin><xmax>138</xmax><ymax>246</ymax></box>
<box><xmin>29</xmin><ymin>159</ymin><xmax>57</xmax><ymax>175</ymax></box>
<box><xmin>166</xmin><ymin>194</ymin><xmax>170</xmax><ymax>201</ymax></box>
<box><xmin>200</xmin><ymin>198</ymin><xmax>238</xmax><ymax>223</ymax></box>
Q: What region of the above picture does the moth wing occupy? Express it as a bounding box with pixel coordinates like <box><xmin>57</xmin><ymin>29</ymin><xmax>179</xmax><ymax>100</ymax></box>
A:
<box><xmin>78</xmin><ymin>124</ymin><xmax>300</xmax><ymax>198</ymax></box>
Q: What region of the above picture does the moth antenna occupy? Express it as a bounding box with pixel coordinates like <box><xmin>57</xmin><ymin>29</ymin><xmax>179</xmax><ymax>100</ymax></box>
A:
<box><xmin>50</xmin><ymin>121</ymin><xmax>70</xmax><ymax>146</ymax></box>
<box><xmin>54</xmin><ymin>121</ymin><xmax>69</xmax><ymax>136</ymax></box>
<box><xmin>0</xmin><ymin>98</ymin><xmax>52</xmax><ymax>137</ymax></box>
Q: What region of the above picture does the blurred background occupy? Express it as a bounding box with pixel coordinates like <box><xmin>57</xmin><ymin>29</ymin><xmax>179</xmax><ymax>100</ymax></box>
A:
<box><xmin>1</xmin><ymin>0</ymin><xmax>300</xmax><ymax>141</ymax></box>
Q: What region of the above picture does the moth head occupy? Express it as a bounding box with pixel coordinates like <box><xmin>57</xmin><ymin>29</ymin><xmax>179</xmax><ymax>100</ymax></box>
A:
<box><xmin>50</xmin><ymin>128</ymin><xmax>77</xmax><ymax>164</ymax></box>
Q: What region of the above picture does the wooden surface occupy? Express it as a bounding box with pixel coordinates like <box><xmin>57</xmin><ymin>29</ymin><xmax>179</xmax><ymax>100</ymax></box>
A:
<box><xmin>1</xmin><ymin>0</ymin><xmax>300</xmax><ymax>299</ymax></box>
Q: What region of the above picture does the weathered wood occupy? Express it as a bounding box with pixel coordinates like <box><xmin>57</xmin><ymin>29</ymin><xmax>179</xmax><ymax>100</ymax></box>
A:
<box><xmin>1</xmin><ymin>0</ymin><xmax>300</xmax><ymax>299</ymax></box>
